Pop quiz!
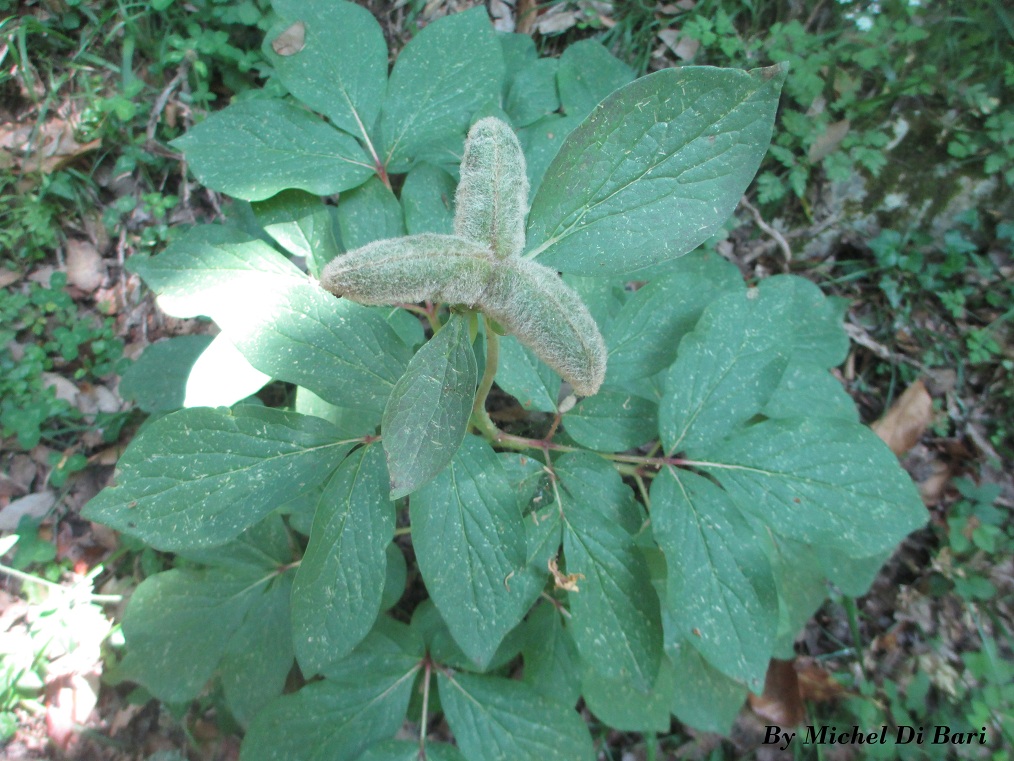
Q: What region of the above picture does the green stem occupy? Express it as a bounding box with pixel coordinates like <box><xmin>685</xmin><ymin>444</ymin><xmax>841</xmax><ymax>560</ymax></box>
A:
<box><xmin>419</xmin><ymin>659</ymin><xmax>432</xmax><ymax>758</ymax></box>
<box><xmin>471</xmin><ymin>315</ymin><xmax>501</xmax><ymax>438</ymax></box>
<box><xmin>645</xmin><ymin>732</ymin><xmax>657</xmax><ymax>761</ymax></box>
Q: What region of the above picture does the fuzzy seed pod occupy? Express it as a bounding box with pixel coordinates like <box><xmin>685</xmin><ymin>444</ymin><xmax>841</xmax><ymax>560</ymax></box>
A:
<box><xmin>320</xmin><ymin>233</ymin><xmax>494</xmax><ymax>306</ymax></box>
<box><xmin>483</xmin><ymin>258</ymin><xmax>607</xmax><ymax>396</ymax></box>
<box><xmin>454</xmin><ymin>117</ymin><xmax>529</xmax><ymax>260</ymax></box>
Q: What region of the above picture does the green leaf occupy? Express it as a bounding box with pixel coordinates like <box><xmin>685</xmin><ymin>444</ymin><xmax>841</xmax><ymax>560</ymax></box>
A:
<box><xmin>265</xmin><ymin>0</ymin><xmax>388</xmax><ymax>140</ymax></box>
<box><xmin>380</xmin><ymin>8</ymin><xmax>505</xmax><ymax>172</ymax></box>
<box><xmin>495</xmin><ymin>335</ymin><xmax>560</xmax><ymax>412</ymax></box>
<box><xmin>604</xmin><ymin>251</ymin><xmax>744</xmax><ymax>384</ymax></box>
<box><xmin>760</xmin><ymin>275</ymin><xmax>850</xmax><ymax>368</ymax></box>
<box><xmin>563</xmin><ymin>273</ymin><xmax>629</xmax><ymax>333</ymax></box>
<box><xmin>292</xmin><ymin>444</ymin><xmax>395</xmax><ymax>674</ymax></box>
<box><xmin>293</xmin><ymin>386</ymin><xmax>380</xmax><ymax>439</ymax></box>
<box><xmin>526</xmin><ymin>64</ymin><xmax>787</xmax><ymax>275</ymax></box>
<box><xmin>221</xmin><ymin>574</ymin><xmax>295</xmax><ymax>725</ymax></box>
<box><xmin>521</xmin><ymin>602</ymin><xmax>581</xmax><ymax>707</ymax></box>
<box><xmin>668</xmin><ymin>643</ymin><xmax>746</xmax><ymax>734</ymax></box>
<box><xmin>556</xmin><ymin>40</ymin><xmax>634</xmax><ymax>118</ymax></box>
<box><xmin>380</xmin><ymin>543</ymin><xmax>407</xmax><ymax>612</ymax></box>
<box><xmin>241</xmin><ymin>620</ymin><xmax>421</xmax><ymax>761</ymax></box>
<box><xmin>697</xmin><ymin>418</ymin><xmax>928</xmax><ymax>559</ymax></box>
<box><xmin>82</xmin><ymin>407</ymin><xmax>353</xmax><ymax>550</ymax></box>
<box><xmin>762</xmin><ymin>360</ymin><xmax>858</xmax><ymax>422</ymax></box>
<box><xmin>401</xmin><ymin>163</ymin><xmax>456</xmax><ymax>235</ymax></box>
<box><xmin>564</xmin><ymin>389</ymin><xmax>657</xmax><ymax>452</ymax></box>
<box><xmin>659</xmin><ymin>288</ymin><xmax>793</xmax><ymax>456</ymax></box>
<box><xmin>183</xmin><ymin>334</ymin><xmax>271</xmax><ymax>408</ymax></box>
<box><xmin>383</xmin><ymin>314</ymin><xmax>476</xmax><ymax>499</ymax></box>
<box><xmin>410</xmin><ymin>435</ymin><xmax>528</xmax><ymax>668</ymax></box>
<box><xmin>117</xmin><ymin>567</ymin><xmax>265</xmax><ymax>702</ymax></box>
<box><xmin>513</xmin><ymin>501</ymin><xmax>562</xmax><ymax>612</ymax></box>
<box><xmin>518</xmin><ymin>113</ymin><xmax>582</xmax><ymax>201</ymax></box>
<box><xmin>173</xmin><ymin>100</ymin><xmax>374</xmax><ymax>201</ymax></box>
<box><xmin>581</xmin><ymin>655</ymin><xmax>676</xmax><ymax>733</ymax></box>
<box><xmin>251</xmin><ymin>189</ymin><xmax>341</xmax><ymax>277</ymax></box>
<box><xmin>439</xmin><ymin>672</ymin><xmax>595</xmax><ymax>761</ymax></box>
<box><xmin>765</xmin><ymin>537</ymin><xmax>832</xmax><ymax>658</ymax></box>
<box><xmin>557</xmin><ymin>451</ymin><xmax>644</xmax><ymax>534</ymax></box>
<box><xmin>118</xmin><ymin>335</ymin><xmax>213</xmax><ymax>412</ymax></box>
<box><xmin>176</xmin><ymin>513</ymin><xmax>293</xmax><ymax>571</ymax></box>
<box><xmin>358</xmin><ymin>740</ymin><xmax>466</xmax><ymax>761</ymax></box>
<box><xmin>819</xmin><ymin>547</ymin><xmax>892</xmax><ymax>597</ymax></box>
<box><xmin>556</xmin><ymin>454</ymin><xmax>661</xmax><ymax>689</ymax></box>
<box><xmin>336</xmin><ymin>176</ymin><xmax>406</xmax><ymax>250</ymax></box>
<box><xmin>131</xmin><ymin>225</ymin><xmax>412</xmax><ymax>412</ymax></box>
<box><xmin>499</xmin><ymin>34</ymin><xmax>537</xmax><ymax>97</ymax></box>
<box><xmin>505</xmin><ymin>58</ymin><xmax>560</xmax><ymax>128</ymax></box>
<box><xmin>651</xmin><ymin>468</ymin><xmax>776</xmax><ymax>688</ymax></box>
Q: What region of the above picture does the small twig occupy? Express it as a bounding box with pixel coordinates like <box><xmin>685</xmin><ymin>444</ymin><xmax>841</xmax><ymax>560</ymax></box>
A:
<box><xmin>144</xmin><ymin>62</ymin><xmax>189</xmax><ymax>153</ymax></box>
<box><xmin>843</xmin><ymin>321</ymin><xmax>925</xmax><ymax>370</ymax></box>
<box><xmin>0</xmin><ymin>564</ymin><xmax>122</xmax><ymax>604</ymax></box>
<box><xmin>741</xmin><ymin>196</ymin><xmax>792</xmax><ymax>268</ymax></box>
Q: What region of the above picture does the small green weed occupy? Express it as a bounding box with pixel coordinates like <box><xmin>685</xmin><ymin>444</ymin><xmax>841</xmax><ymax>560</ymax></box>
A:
<box><xmin>0</xmin><ymin>272</ymin><xmax>127</xmax><ymax>450</ymax></box>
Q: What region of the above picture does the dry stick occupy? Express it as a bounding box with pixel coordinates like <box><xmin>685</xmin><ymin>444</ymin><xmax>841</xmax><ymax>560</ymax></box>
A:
<box><xmin>741</xmin><ymin>195</ymin><xmax>792</xmax><ymax>268</ymax></box>
<box><xmin>842</xmin><ymin>321</ymin><xmax>925</xmax><ymax>370</ymax></box>
<box><xmin>145</xmin><ymin>61</ymin><xmax>190</xmax><ymax>157</ymax></box>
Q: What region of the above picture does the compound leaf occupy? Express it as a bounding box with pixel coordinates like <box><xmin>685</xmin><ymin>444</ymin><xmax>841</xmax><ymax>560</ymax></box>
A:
<box><xmin>381</xmin><ymin>8</ymin><xmax>505</xmax><ymax>172</ymax></box>
<box><xmin>651</xmin><ymin>468</ymin><xmax>776</xmax><ymax>689</ymax></box>
<box><xmin>242</xmin><ymin>620</ymin><xmax>421</xmax><ymax>761</ymax></box>
<box><xmin>83</xmin><ymin>406</ymin><xmax>353</xmax><ymax>550</ymax></box>
<box><xmin>359</xmin><ymin>741</ymin><xmax>466</xmax><ymax>761</ymax></box>
<box><xmin>556</xmin><ymin>40</ymin><xmax>634</xmax><ymax>119</ymax></box>
<box><xmin>564</xmin><ymin>389</ymin><xmax>657</xmax><ymax>452</ymax></box>
<box><xmin>221</xmin><ymin>574</ymin><xmax>295</xmax><ymax>726</ymax></box>
<box><xmin>668</xmin><ymin>643</ymin><xmax>747</xmax><ymax>735</ymax></box>
<box><xmin>183</xmin><ymin>334</ymin><xmax>272</xmax><ymax>408</ymax></box>
<box><xmin>527</xmin><ymin>64</ymin><xmax>787</xmax><ymax>275</ymax></box>
<box><xmin>495</xmin><ymin>335</ymin><xmax>560</xmax><ymax>412</ymax></box>
<box><xmin>401</xmin><ymin>163</ymin><xmax>456</xmax><ymax>235</ymax></box>
<box><xmin>383</xmin><ymin>314</ymin><xmax>476</xmax><ymax>499</ymax></box>
<box><xmin>581</xmin><ymin>655</ymin><xmax>676</xmax><ymax>733</ymax></box>
<box><xmin>659</xmin><ymin>287</ymin><xmax>794</xmax><ymax>456</ymax></box>
<box><xmin>557</xmin><ymin>454</ymin><xmax>662</xmax><ymax>690</ymax></box>
<box><xmin>116</xmin><ymin>567</ymin><xmax>265</xmax><ymax>703</ymax></box>
<box><xmin>292</xmin><ymin>444</ymin><xmax>395</xmax><ymax>674</ymax></box>
<box><xmin>252</xmin><ymin>188</ymin><xmax>341</xmax><ymax>276</ymax></box>
<box><xmin>118</xmin><ymin>335</ymin><xmax>214</xmax><ymax>412</ymax></box>
<box><xmin>410</xmin><ymin>436</ymin><xmax>527</xmax><ymax>668</ymax></box>
<box><xmin>336</xmin><ymin>176</ymin><xmax>406</xmax><ymax>250</ymax></box>
<box><xmin>266</xmin><ymin>0</ymin><xmax>388</xmax><ymax>139</ymax></box>
<box><xmin>505</xmin><ymin>57</ymin><xmax>560</xmax><ymax>128</ymax></box>
<box><xmin>173</xmin><ymin>100</ymin><xmax>373</xmax><ymax>201</ymax></box>
<box><xmin>698</xmin><ymin>418</ymin><xmax>928</xmax><ymax>560</ymax></box>
<box><xmin>439</xmin><ymin>671</ymin><xmax>595</xmax><ymax>761</ymax></box>
<box><xmin>604</xmin><ymin>251</ymin><xmax>744</xmax><ymax>384</ymax></box>
<box><xmin>131</xmin><ymin>224</ymin><xmax>412</xmax><ymax>412</ymax></box>
<box><xmin>521</xmin><ymin>602</ymin><xmax>581</xmax><ymax>707</ymax></box>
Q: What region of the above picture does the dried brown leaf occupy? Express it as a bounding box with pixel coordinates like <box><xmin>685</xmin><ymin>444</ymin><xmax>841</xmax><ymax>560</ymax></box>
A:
<box><xmin>0</xmin><ymin>491</ymin><xmax>56</xmax><ymax>531</ymax></box>
<box><xmin>747</xmin><ymin>658</ymin><xmax>806</xmax><ymax>727</ymax></box>
<box><xmin>808</xmin><ymin>119</ymin><xmax>851</xmax><ymax>163</ymax></box>
<box><xmin>271</xmin><ymin>21</ymin><xmax>306</xmax><ymax>56</ymax></box>
<box><xmin>795</xmin><ymin>657</ymin><xmax>846</xmax><ymax>703</ymax></box>
<box><xmin>872</xmin><ymin>379</ymin><xmax>933</xmax><ymax>457</ymax></box>
<box><xmin>65</xmin><ymin>239</ymin><xmax>105</xmax><ymax>292</ymax></box>
<box><xmin>548</xmin><ymin>556</ymin><xmax>584</xmax><ymax>592</ymax></box>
